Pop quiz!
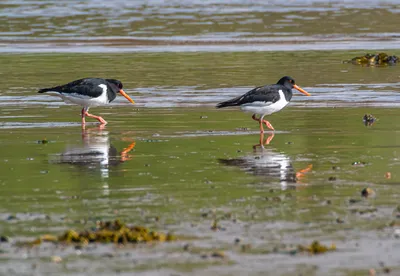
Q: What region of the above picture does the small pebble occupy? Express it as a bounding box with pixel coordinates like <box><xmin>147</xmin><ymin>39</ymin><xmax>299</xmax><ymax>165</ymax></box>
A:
<box><xmin>383</xmin><ymin>267</ymin><xmax>391</xmax><ymax>273</ymax></box>
<box><xmin>361</xmin><ymin>187</ymin><xmax>375</xmax><ymax>198</ymax></box>
<box><xmin>211</xmin><ymin>251</ymin><xmax>225</xmax><ymax>258</ymax></box>
<box><xmin>51</xmin><ymin>256</ymin><xmax>62</xmax><ymax>263</ymax></box>
<box><xmin>0</xmin><ymin>236</ymin><xmax>9</xmax><ymax>242</ymax></box>
<box><xmin>7</xmin><ymin>215</ymin><xmax>17</xmax><ymax>221</ymax></box>
<box><xmin>336</xmin><ymin>218</ymin><xmax>344</xmax><ymax>224</ymax></box>
<box><xmin>349</xmin><ymin>198</ymin><xmax>360</xmax><ymax>204</ymax></box>
<box><xmin>272</xmin><ymin>197</ymin><xmax>281</xmax><ymax>202</ymax></box>
<box><xmin>352</xmin><ymin>161</ymin><xmax>366</xmax><ymax>166</ymax></box>
<box><xmin>103</xmin><ymin>253</ymin><xmax>115</xmax><ymax>258</ymax></box>
<box><xmin>183</xmin><ymin>244</ymin><xmax>190</xmax><ymax>251</ymax></box>
<box><xmin>363</xmin><ymin>114</ymin><xmax>376</xmax><ymax>126</ymax></box>
<box><xmin>200</xmin><ymin>116</ymin><xmax>208</xmax><ymax>119</ymax></box>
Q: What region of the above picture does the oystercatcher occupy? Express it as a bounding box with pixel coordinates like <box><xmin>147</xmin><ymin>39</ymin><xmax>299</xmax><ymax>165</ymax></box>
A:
<box><xmin>216</xmin><ymin>76</ymin><xmax>310</xmax><ymax>132</ymax></box>
<box><xmin>38</xmin><ymin>78</ymin><xmax>135</xmax><ymax>127</ymax></box>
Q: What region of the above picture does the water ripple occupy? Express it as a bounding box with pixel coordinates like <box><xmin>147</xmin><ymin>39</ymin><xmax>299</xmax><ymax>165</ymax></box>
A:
<box><xmin>1</xmin><ymin>0</ymin><xmax>400</xmax><ymax>52</ymax></box>
<box><xmin>2</xmin><ymin>83</ymin><xmax>398</xmax><ymax>108</ymax></box>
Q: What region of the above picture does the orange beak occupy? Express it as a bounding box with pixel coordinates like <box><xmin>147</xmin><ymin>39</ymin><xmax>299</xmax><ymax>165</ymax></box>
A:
<box><xmin>293</xmin><ymin>84</ymin><xmax>311</xmax><ymax>96</ymax></box>
<box><xmin>119</xmin><ymin>89</ymin><xmax>135</xmax><ymax>104</ymax></box>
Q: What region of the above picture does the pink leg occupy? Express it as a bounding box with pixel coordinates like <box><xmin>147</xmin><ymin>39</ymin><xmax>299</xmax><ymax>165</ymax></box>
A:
<box><xmin>252</xmin><ymin>114</ymin><xmax>274</xmax><ymax>133</ymax></box>
<box><xmin>262</xmin><ymin>120</ymin><xmax>275</xmax><ymax>131</ymax></box>
<box><xmin>252</xmin><ymin>114</ymin><xmax>264</xmax><ymax>133</ymax></box>
<box><xmin>81</xmin><ymin>108</ymin><xmax>86</xmax><ymax>129</ymax></box>
<box><xmin>84</xmin><ymin>111</ymin><xmax>107</xmax><ymax>125</ymax></box>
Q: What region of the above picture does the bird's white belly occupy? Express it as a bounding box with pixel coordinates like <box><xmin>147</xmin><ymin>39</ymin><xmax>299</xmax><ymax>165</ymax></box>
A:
<box><xmin>58</xmin><ymin>93</ymin><xmax>108</xmax><ymax>107</ymax></box>
<box><xmin>241</xmin><ymin>99</ymin><xmax>288</xmax><ymax>116</ymax></box>
<box><xmin>240</xmin><ymin>89</ymin><xmax>289</xmax><ymax>116</ymax></box>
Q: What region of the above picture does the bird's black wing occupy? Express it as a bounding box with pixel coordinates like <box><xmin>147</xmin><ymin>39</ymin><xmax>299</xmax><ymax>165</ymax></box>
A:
<box><xmin>216</xmin><ymin>84</ymin><xmax>283</xmax><ymax>108</ymax></box>
<box><xmin>38</xmin><ymin>78</ymin><xmax>105</xmax><ymax>98</ymax></box>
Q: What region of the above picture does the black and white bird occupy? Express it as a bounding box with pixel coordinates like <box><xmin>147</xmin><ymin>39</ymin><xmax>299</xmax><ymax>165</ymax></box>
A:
<box><xmin>216</xmin><ymin>76</ymin><xmax>310</xmax><ymax>133</ymax></box>
<box><xmin>38</xmin><ymin>78</ymin><xmax>135</xmax><ymax>127</ymax></box>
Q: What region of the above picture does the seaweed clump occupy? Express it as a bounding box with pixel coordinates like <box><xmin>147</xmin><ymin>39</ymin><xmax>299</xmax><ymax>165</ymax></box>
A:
<box><xmin>275</xmin><ymin>240</ymin><xmax>336</xmax><ymax>255</ymax></box>
<box><xmin>347</xmin><ymin>53</ymin><xmax>398</xmax><ymax>66</ymax></box>
<box><xmin>28</xmin><ymin>219</ymin><xmax>176</xmax><ymax>246</ymax></box>
<box><xmin>298</xmin><ymin>240</ymin><xmax>336</xmax><ymax>254</ymax></box>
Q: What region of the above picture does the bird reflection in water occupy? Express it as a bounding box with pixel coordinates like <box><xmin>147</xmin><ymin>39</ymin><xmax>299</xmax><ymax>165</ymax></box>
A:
<box><xmin>51</xmin><ymin>126</ymin><xmax>135</xmax><ymax>195</ymax></box>
<box><xmin>219</xmin><ymin>132</ymin><xmax>312</xmax><ymax>189</ymax></box>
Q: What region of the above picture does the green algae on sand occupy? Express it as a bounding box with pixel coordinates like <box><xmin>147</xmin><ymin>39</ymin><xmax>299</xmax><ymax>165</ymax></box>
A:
<box><xmin>298</xmin><ymin>241</ymin><xmax>336</xmax><ymax>255</ymax></box>
<box><xmin>347</xmin><ymin>52</ymin><xmax>399</xmax><ymax>66</ymax></box>
<box><xmin>25</xmin><ymin>220</ymin><xmax>177</xmax><ymax>246</ymax></box>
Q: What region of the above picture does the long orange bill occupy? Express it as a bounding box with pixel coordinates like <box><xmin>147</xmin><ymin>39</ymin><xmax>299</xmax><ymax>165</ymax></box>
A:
<box><xmin>119</xmin><ymin>89</ymin><xmax>135</xmax><ymax>104</ymax></box>
<box><xmin>293</xmin><ymin>84</ymin><xmax>311</xmax><ymax>96</ymax></box>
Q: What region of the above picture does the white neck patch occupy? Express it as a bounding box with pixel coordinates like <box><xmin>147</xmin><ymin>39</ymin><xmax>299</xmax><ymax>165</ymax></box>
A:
<box><xmin>98</xmin><ymin>84</ymin><xmax>107</xmax><ymax>93</ymax></box>
<box><xmin>96</xmin><ymin>84</ymin><xmax>109</xmax><ymax>104</ymax></box>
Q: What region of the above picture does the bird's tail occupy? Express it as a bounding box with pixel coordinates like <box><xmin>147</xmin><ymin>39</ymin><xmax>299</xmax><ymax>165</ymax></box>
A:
<box><xmin>216</xmin><ymin>95</ymin><xmax>242</xmax><ymax>108</ymax></box>
<box><xmin>38</xmin><ymin>87</ymin><xmax>52</xmax><ymax>93</ymax></box>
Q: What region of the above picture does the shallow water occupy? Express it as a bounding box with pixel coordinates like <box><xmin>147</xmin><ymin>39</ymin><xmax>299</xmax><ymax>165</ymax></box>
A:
<box><xmin>1</xmin><ymin>0</ymin><xmax>400</xmax><ymax>52</ymax></box>
<box><xmin>1</xmin><ymin>105</ymin><xmax>400</xmax><ymax>275</ymax></box>
<box><xmin>1</xmin><ymin>51</ymin><xmax>400</xmax><ymax>111</ymax></box>
<box><xmin>1</xmin><ymin>1</ymin><xmax>400</xmax><ymax>275</ymax></box>
<box><xmin>1</xmin><ymin>51</ymin><xmax>400</xmax><ymax>274</ymax></box>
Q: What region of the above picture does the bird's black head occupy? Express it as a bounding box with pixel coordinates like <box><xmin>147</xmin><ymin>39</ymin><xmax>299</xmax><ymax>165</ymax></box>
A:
<box><xmin>277</xmin><ymin>76</ymin><xmax>296</xmax><ymax>89</ymax></box>
<box><xmin>105</xmin><ymin>79</ymin><xmax>135</xmax><ymax>104</ymax></box>
<box><xmin>106</xmin><ymin>79</ymin><xmax>123</xmax><ymax>91</ymax></box>
<box><xmin>276</xmin><ymin>76</ymin><xmax>310</xmax><ymax>96</ymax></box>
